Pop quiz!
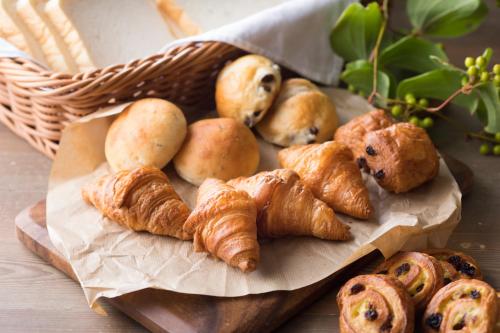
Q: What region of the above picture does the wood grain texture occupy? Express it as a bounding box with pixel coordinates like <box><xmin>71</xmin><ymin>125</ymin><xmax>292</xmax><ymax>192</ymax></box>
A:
<box><xmin>1</xmin><ymin>1</ymin><xmax>500</xmax><ymax>332</ymax></box>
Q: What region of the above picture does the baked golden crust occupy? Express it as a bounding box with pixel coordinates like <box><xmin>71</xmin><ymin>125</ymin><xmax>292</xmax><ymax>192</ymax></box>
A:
<box><xmin>424</xmin><ymin>248</ymin><xmax>483</xmax><ymax>281</ymax></box>
<box><xmin>81</xmin><ymin>166</ymin><xmax>191</xmax><ymax>240</ymax></box>
<box><xmin>184</xmin><ymin>179</ymin><xmax>259</xmax><ymax>273</ymax></box>
<box><xmin>215</xmin><ymin>54</ymin><xmax>281</xmax><ymax>127</ymax></box>
<box><xmin>374</xmin><ymin>252</ymin><xmax>444</xmax><ymax>311</ymax></box>
<box><xmin>228</xmin><ymin>169</ymin><xmax>351</xmax><ymax>241</ymax></box>
<box><xmin>363</xmin><ymin>123</ymin><xmax>439</xmax><ymax>193</ymax></box>
<box><xmin>173</xmin><ymin>118</ymin><xmax>260</xmax><ymax>186</ymax></box>
<box><xmin>333</xmin><ymin>109</ymin><xmax>393</xmax><ymax>162</ymax></box>
<box><xmin>256</xmin><ymin>78</ymin><xmax>338</xmax><ymax>146</ymax></box>
<box><xmin>422</xmin><ymin>279</ymin><xmax>498</xmax><ymax>333</ymax></box>
<box><xmin>337</xmin><ymin>274</ymin><xmax>414</xmax><ymax>333</ymax></box>
<box><xmin>278</xmin><ymin>141</ymin><xmax>373</xmax><ymax>219</ymax></box>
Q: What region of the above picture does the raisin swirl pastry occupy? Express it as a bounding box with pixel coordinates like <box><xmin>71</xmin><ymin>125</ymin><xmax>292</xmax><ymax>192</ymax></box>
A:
<box><xmin>422</xmin><ymin>279</ymin><xmax>498</xmax><ymax>333</ymax></box>
<box><xmin>374</xmin><ymin>252</ymin><xmax>444</xmax><ymax>311</ymax></box>
<box><xmin>424</xmin><ymin>248</ymin><xmax>483</xmax><ymax>281</ymax></box>
<box><xmin>337</xmin><ymin>274</ymin><xmax>414</xmax><ymax>333</ymax></box>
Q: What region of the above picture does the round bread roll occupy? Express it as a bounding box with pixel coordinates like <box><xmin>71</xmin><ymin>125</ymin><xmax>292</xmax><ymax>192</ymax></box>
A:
<box><xmin>173</xmin><ymin>118</ymin><xmax>260</xmax><ymax>186</ymax></box>
<box><xmin>215</xmin><ymin>54</ymin><xmax>281</xmax><ymax>127</ymax></box>
<box><xmin>256</xmin><ymin>78</ymin><xmax>338</xmax><ymax>147</ymax></box>
<box><xmin>105</xmin><ymin>98</ymin><xmax>187</xmax><ymax>172</ymax></box>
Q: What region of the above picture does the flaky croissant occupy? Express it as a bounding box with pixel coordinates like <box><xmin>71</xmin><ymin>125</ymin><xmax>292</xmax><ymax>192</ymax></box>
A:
<box><xmin>228</xmin><ymin>169</ymin><xmax>351</xmax><ymax>241</ymax></box>
<box><xmin>183</xmin><ymin>178</ymin><xmax>259</xmax><ymax>273</ymax></box>
<box><xmin>81</xmin><ymin>166</ymin><xmax>191</xmax><ymax>240</ymax></box>
<box><xmin>278</xmin><ymin>142</ymin><xmax>373</xmax><ymax>219</ymax></box>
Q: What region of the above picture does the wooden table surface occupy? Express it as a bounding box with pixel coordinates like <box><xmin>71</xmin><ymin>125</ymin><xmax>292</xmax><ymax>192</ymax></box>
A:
<box><xmin>1</xmin><ymin>3</ymin><xmax>499</xmax><ymax>332</ymax></box>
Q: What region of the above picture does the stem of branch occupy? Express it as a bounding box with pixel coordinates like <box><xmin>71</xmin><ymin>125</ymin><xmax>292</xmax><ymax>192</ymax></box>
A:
<box><xmin>368</xmin><ymin>0</ymin><xmax>389</xmax><ymax>104</ymax></box>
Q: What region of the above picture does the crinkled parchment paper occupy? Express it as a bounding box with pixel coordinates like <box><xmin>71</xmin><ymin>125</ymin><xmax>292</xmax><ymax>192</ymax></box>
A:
<box><xmin>46</xmin><ymin>89</ymin><xmax>461</xmax><ymax>309</ymax></box>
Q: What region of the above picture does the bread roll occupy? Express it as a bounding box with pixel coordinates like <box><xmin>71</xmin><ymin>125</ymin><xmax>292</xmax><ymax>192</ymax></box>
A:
<box><xmin>256</xmin><ymin>78</ymin><xmax>338</xmax><ymax>147</ymax></box>
<box><xmin>173</xmin><ymin>118</ymin><xmax>260</xmax><ymax>186</ymax></box>
<box><xmin>105</xmin><ymin>98</ymin><xmax>187</xmax><ymax>172</ymax></box>
<box><xmin>215</xmin><ymin>54</ymin><xmax>281</xmax><ymax>127</ymax></box>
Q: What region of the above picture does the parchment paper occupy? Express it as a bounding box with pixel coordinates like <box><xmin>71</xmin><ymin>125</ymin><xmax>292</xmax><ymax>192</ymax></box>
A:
<box><xmin>46</xmin><ymin>88</ymin><xmax>461</xmax><ymax>309</ymax></box>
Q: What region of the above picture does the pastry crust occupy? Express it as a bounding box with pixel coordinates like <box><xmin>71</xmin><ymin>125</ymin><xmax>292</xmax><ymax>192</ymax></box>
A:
<box><xmin>184</xmin><ymin>179</ymin><xmax>259</xmax><ymax>273</ymax></box>
<box><xmin>337</xmin><ymin>274</ymin><xmax>414</xmax><ymax>333</ymax></box>
<box><xmin>81</xmin><ymin>166</ymin><xmax>191</xmax><ymax>240</ymax></box>
<box><xmin>364</xmin><ymin>123</ymin><xmax>440</xmax><ymax>193</ymax></box>
<box><xmin>256</xmin><ymin>78</ymin><xmax>338</xmax><ymax>146</ymax></box>
<box><xmin>424</xmin><ymin>248</ymin><xmax>483</xmax><ymax>281</ymax></box>
<box><xmin>374</xmin><ymin>252</ymin><xmax>444</xmax><ymax>311</ymax></box>
<box><xmin>105</xmin><ymin>98</ymin><xmax>187</xmax><ymax>172</ymax></box>
<box><xmin>173</xmin><ymin>118</ymin><xmax>260</xmax><ymax>186</ymax></box>
<box><xmin>334</xmin><ymin>109</ymin><xmax>393</xmax><ymax>163</ymax></box>
<box><xmin>228</xmin><ymin>169</ymin><xmax>351</xmax><ymax>241</ymax></box>
<box><xmin>422</xmin><ymin>279</ymin><xmax>497</xmax><ymax>333</ymax></box>
<box><xmin>215</xmin><ymin>54</ymin><xmax>281</xmax><ymax>127</ymax></box>
<box><xmin>278</xmin><ymin>142</ymin><xmax>373</xmax><ymax>219</ymax></box>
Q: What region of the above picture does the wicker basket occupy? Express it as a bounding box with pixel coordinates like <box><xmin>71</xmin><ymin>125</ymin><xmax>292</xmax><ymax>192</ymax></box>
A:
<box><xmin>0</xmin><ymin>41</ymin><xmax>245</xmax><ymax>158</ymax></box>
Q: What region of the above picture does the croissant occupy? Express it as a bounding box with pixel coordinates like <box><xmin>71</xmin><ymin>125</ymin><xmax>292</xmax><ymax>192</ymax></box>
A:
<box><xmin>337</xmin><ymin>274</ymin><xmax>414</xmax><ymax>333</ymax></box>
<box><xmin>228</xmin><ymin>169</ymin><xmax>351</xmax><ymax>241</ymax></box>
<box><xmin>423</xmin><ymin>279</ymin><xmax>497</xmax><ymax>332</ymax></box>
<box><xmin>278</xmin><ymin>142</ymin><xmax>373</xmax><ymax>219</ymax></box>
<box><xmin>183</xmin><ymin>178</ymin><xmax>259</xmax><ymax>273</ymax></box>
<box><xmin>82</xmin><ymin>166</ymin><xmax>191</xmax><ymax>240</ymax></box>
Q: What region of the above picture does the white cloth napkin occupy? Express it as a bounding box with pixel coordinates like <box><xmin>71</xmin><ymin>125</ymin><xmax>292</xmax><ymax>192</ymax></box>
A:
<box><xmin>164</xmin><ymin>0</ymin><xmax>356</xmax><ymax>85</ymax></box>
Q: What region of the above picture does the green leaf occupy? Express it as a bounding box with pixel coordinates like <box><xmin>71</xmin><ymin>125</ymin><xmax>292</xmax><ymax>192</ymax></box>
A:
<box><xmin>341</xmin><ymin>60</ymin><xmax>390</xmax><ymax>101</ymax></box>
<box><xmin>396</xmin><ymin>69</ymin><xmax>478</xmax><ymax>110</ymax></box>
<box><xmin>475</xmin><ymin>82</ymin><xmax>500</xmax><ymax>133</ymax></box>
<box><xmin>330</xmin><ymin>2</ymin><xmax>382</xmax><ymax>61</ymax></box>
<box><xmin>407</xmin><ymin>0</ymin><xmax>488</xmax><ymax>37</ymax></box>
<box><xmin>379</xmin><ymin>36</ymin><xmax>448</xmax><ymax>73</ymax></box>
<box><xmin>428</xmin><ymin>55</ymin><xmax>462</xmax><ymax>71</ymax></box>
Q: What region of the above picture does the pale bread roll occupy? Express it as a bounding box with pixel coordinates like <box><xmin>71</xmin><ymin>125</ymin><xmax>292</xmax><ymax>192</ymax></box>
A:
<box><xmin>215</xmin><ymin>54</ymin><xmax>281</xmax><ymax>127</ymax></box>
<box><xmin>105</xmin><ymin>98</ymin><xmax>187</xmax><ymax>172</ymax></box>
<box><xmin>256</xmin><ymin>78</ymin><xmax>338</xmax><ymax>147</ymax></box>
<box><xmin>173</xmin><ymin>118</ymin><xmax>259</xmax><ymax>186</ymax></box>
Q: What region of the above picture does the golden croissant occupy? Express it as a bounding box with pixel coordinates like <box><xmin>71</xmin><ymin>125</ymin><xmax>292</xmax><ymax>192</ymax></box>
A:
<box><xmin>183</xmin><ymin>178</ymin><xmax>259</xmax><ymax>273</ymax></box>
<box><xmin>228</xmin><ymin>169</ymin><xmax>351</xmax><ymax>241</ymax></box>
<box><xmin>81</xmin><ymin>166</ymin><xmax>191</xmax><ymax>240</ymax></box>
<box><xmin>278</xmin><ymin>142</ymin><xmax>373</xmax><ymax>219</ymax></box>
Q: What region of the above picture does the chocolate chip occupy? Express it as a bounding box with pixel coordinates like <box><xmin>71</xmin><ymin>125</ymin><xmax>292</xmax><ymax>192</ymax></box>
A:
<box><xmin>307</xmin><ymin>138</ymin><xmax>316</xmax><ymax>144</ymax></box>
<box><xmin>425</xmin><ymin>313</ymin><xmax>443</xmax><ymax>329</ymax></box>
<box><xmin>460</xmin><ymin>262</ymin><xmax>476</xmax><ymax>277</ymax></box>
<box><xmin>374</xmin><ymin>170</ymin><xmax>385</xmax><ymax>180</ymax></box>
<box><xmin>470</xmin><ymin>290</ymin><xmax>480</xmax><ymax>299</ymax></box>
<box><xmin>262</xmin><ymin>85</ymin><xmax>272</xmax><ymax>92</ymax></box>
<box><xmin>366</xmin><ymin>145</ymin><xmax>376</xmax><ymax>156</ymax></box>
<box><xmin>364</xmin><ymin>305</ymin><xmax>378</xmax><ymax>321</ymax></box>
<box><xmin>415</xmin><ymin>283</ymin><xmax>424</xmax><ymax>293</ymax></box>
<box><xmin>244</xmin><ymin>116</ymin><xmax>253</xmax><ymax>127</ymax></box>
<box><xmin>253</xmin><ymin>110</ymin><xmax>262</xmax><ymax>117</ymax></box>
<box><xmin>309</xmin><ymin>126</ymin><xmax>319</xmax><ymax>135</ymax></box>
<box><xmin>350</xmin><ymin>283</ymin><xmax>365</xmax><ymax>295</ymax></box>
<box><xmin>261</xmin><ymin>74</ymin><xmax>275</xmax><ymax>83</ymax></box>
<box><xmin>452</xmin><ymin>317</ymin><xmax>465</xmax><ymax>330</ymax></box>
<box><xmin>357</xmin><ymin>157</ymin><xmax>368</xmax><ymax>170</ymax></box>
<box><xmin>448</xmin><ymin>255</ymin><xmax>463</xmax><ymax>270</ymax></box>
<box><xmin>395</xmin><ymin>263</ymin><xmax>410</xmax><ymax>276</ymax></box>
<box><xmin>380</xmin><ymin>314</ymin><xmax>393</xmax><ymax>332</ymax></box>
<box><xmin>444</xmin><ymin>277</ymin><xmax>452</xmax><ymax>285</ymax></box>
<box><xmin>377</xmin><ymin>270</ymin><xmax>389</xmax><ymax>275</ymax></box>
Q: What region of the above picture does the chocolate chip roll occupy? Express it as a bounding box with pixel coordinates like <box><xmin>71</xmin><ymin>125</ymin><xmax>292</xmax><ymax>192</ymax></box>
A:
<box><xmin>422</xmin><ymin>279</ymin><xmax>498</xmax><ymax>333</ymax></box>
<box><xmin>337</xmin><ymin>274</ymin><xmax>414</xmax><ymax>333</ymax></box>
<box><xmin>424</xmin><ymin>248</ymin><xmax>483</xmax><ymax>281</ymax></box>
<box><xmin>374</xmin><ymin>252</ymin><xmax>444</xmax><ymax>311</ymax></box>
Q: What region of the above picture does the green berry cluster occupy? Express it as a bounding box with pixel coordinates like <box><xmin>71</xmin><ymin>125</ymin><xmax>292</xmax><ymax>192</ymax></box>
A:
<box><xmin>388</xmin><ymin>92</ymin><xmax>433</xmax><ymax>129</ymax></box>
<box><xmin>463</xmin><ymin>48</ymin><xmax>500</xmax><ymax>87</ymax></box>
<box><xmin>478</xmin><ymin>133</ymin><xmax>500</xmax><ymax>156</ymax></box>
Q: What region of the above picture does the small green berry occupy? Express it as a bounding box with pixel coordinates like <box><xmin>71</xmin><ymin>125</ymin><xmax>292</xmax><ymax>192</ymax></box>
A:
<box><xmin>495</xmin><ymin>132</ymin><xmax>500</xmax><ymax>142</ymax></box>
<box><xmin>494</xmin><ymin>64</ymin><xmax>500</xmax><ymax>75</ymax></box>
<box><xmin>494</xmin><ymin>145</ymin><xmax>500</xmax><ymax>156</ymax></box>
<box><xmin>475</xmin><ymin>56</ymin><xmax>486</xmax><ymax>68</ymax></box>
<box><xmin>494</xmin><ymin>74</ymin><xmax>500</xmax><ymax>86</ymax></box>
<box><xmin>467</xmin><ymin>66</ymin><xmax>478</xmax><ymax>76</ymax></box>
<box><xmin>405</xmin><ymin>93</ymin><xmax>416</xmax><ymax>105</ymax></box>
<box><xmin>391</xmin><ymin>105</ymin><xmax>403</xmax><ymax>117</ymax></box>
<box><xmin>421</xmin><ymin>117</ymin><xmax>434</xmax><ymax>128</ymax></box>
<box><xmin>479</xmin><ymin>143</ymin><xmax>490</xmax><ymax>155</ymax></box>
<box><xmin>409</xmin><ymin>116</ymin><xmax>420</xmax><ymax>126</ymax></box>
<box><xmin>480</xmin><ymin>71</ymin><xmax>490</xmax><ymax>82</ymax></box>
<box><xmin>464</xmin><ymin>57</ymin><xmax>474</xmax><ymax>68</ymax></box>
<box><xmin>358</xmin><ymin>90</ymin><xmax>366</xmax><ymax>98</ymax></box>
<box><xmin>418</xmin><ymin>98</ymin><xmax>429</xmax><ymax>108</ymax></box>
<box><xmin>461</xmin><ymin>76</ymin><xmax>469</xmax><ymax>86</ymax></box>
<box><xmin>348</xmin><ymin>84</ymin><xmax>356</xmax><ymax>93</ymax></box>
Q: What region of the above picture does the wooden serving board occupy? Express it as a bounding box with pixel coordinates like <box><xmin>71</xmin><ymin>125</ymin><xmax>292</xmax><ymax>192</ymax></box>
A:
<box><xmin>15</xmin><ymin>154</ymin><xmax>472</xmax><ymax>333</ymax></box>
